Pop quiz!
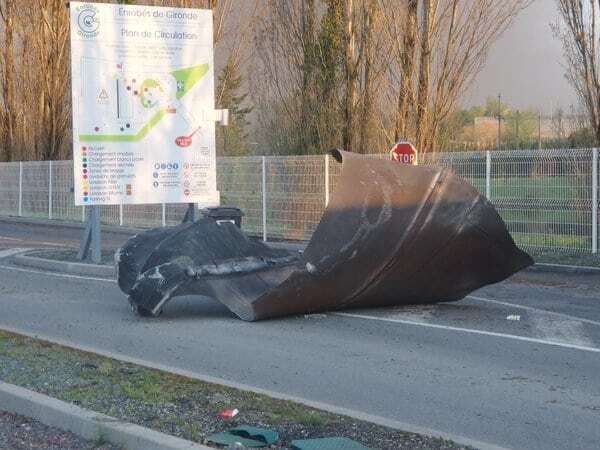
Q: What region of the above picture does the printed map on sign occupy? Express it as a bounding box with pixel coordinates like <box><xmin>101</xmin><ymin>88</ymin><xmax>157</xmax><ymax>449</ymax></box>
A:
<box><xmin>70</xmin><ymin>2</ymin><xmax>219</xmax><ymax>207</ymax></box>
<box><xmin>79</xmin><ymin>58</ymin><xmax>208</xmax><ymax>143</ymax></box>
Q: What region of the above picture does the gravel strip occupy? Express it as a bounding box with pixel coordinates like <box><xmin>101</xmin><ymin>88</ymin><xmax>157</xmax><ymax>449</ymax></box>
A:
<box><xmin>25</xmin><ymin>249</ymin><xmax>115</xmax><ymax>266</ymax></box>
<box><xmin>0</xmin><ymin>331</ymin><xmax>473</xmax><ymax>450</ymax></box>
<box><xmin>0</xmin><ymin>410</ymin><xmax>120</xmax><ymax>450</ymax></box>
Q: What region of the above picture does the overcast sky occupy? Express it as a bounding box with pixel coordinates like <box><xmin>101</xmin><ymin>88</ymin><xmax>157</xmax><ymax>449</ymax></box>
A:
<box><xmin>465</xmin><ymin>0</ymin><xmax>577</xmax><ymax>113</ymax></box>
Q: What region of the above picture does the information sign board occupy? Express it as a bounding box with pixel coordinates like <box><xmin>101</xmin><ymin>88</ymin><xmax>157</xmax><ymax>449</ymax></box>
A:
<box><xmin>70</xmin><ymin>2</ymin><xmax>219</xmax><ymax>206</ymax></box>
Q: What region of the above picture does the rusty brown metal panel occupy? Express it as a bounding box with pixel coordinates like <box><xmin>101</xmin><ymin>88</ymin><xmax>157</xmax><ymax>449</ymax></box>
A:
<box><xmin>117</xmin><ymin>150</ymin><xmax>532</xmax><ymax>321</ymax></box>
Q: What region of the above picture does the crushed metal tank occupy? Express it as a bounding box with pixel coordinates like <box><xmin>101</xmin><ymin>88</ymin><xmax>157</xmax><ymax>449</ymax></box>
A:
<box><xmin>116</xmin><ymin>150</ymin><xmax>533</xmax><ymax>320</ymax></box>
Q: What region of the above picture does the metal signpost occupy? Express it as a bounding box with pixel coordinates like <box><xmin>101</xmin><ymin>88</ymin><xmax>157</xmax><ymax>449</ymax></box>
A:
<box><xmin>69</xmin><ymin>2</ymin><xmax>222</xmax><ymax>262</ymax></box>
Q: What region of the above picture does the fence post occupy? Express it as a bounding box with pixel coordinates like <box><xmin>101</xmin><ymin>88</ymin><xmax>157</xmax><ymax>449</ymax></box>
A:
<box><xmin>119</xmin><ymin>203</ymin><xmax>123</xmax><ymax>227</ymax></box>
<box><xmin>262</xmin><ymin>156</ymin><xmax>267</xmax><ymax>242</ymax></box>
<box><xmin>325</xmin><ymin>154</ymin><xmax>330</xmax><ymax>207</ymax></box>
<box><xmin>593</xmin><ymin>148</ymin><xmax>598</xmax><ymax>254</ymax></box>
<box><xmin>485</xmin><ymin>150</ymin><xmax>491</xmax><ymax>200</ymax></box>
<box><xmin>162</xmin><ymin>203</ymin><xmax>166</xmax><ymax>227</ymax></box>
<box><xmin>18</xmin><ymin>161</ymin><xmax>23</xmax><ymax>217</ymax></box>
<box><xmin>48</xmin><ymin>161</ymin><xmax>53</xmax><ymax>220</ymax></box>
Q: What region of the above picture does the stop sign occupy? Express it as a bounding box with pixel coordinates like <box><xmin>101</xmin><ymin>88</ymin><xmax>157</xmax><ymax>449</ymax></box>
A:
<box><xmin>390</xmin><ymin>141</ymin><xmax>418</xmax><ymax>165</ymax></box>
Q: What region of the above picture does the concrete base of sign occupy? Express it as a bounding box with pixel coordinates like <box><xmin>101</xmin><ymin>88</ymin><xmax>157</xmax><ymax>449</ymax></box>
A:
<box><xmin>116</xmin><ymin>150</ymin><xmax>533</xmax><ymax>320</ymax></box>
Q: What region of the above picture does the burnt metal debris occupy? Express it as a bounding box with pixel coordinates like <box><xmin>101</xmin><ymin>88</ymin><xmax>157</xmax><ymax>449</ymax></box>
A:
<box><xmin>116</xmin><ymin>150</ymin><xmax>533</xmax><ymax>320</ymax></box>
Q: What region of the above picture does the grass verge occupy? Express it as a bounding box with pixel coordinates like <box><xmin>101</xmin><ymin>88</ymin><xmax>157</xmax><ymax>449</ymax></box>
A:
<box><xmin>0</xmin><ymin>330</ymin><xmax>471</xmax><ymax>450</ymax></box>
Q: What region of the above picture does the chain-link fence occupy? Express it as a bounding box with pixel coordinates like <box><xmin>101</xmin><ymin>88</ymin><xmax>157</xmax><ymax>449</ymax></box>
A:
<box><xmin>0</xmin><ymin>148</ymin><xmax>598</xmax><ymax>254</ymax></box>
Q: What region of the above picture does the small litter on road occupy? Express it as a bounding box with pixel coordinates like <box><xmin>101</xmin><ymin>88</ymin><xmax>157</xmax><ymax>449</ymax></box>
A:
<box><xmin>206</xmin><ymin>425</ymin><xmax>279</xmax><ymax>448</ymax></box>
<box><xmin>506</xmin><ymin>314</ymin><xmax>521</xmax><ymax>321</ymax></box>
<box><xmin>218</xmin><ymin>408</ymin><xmax>239</xmax><ymax>419</ymax></box>
<box><xmin>304</xmin><ymin>314</ymin><xmax>327</xmax><ymax>319</ymax></box>
<box><xmin>291</xmin><ymin>437</ymin><xmax>369</xmax><ymax>450</ymax></box>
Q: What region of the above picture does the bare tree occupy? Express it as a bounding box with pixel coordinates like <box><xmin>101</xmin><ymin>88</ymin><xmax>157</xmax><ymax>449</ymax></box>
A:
<box><xmin>554</xmin><ymin>0</ymin><xmax>600</xmax><ymax>144</ymax></box>
<box><xmin>34</xmin><ymin>0</ymin><xmax>71</xmax><ymax>160</ymax></box>
<box><xmin>0</xmin><ymin>0</ymin><xmax>16</xmax><ymax>161</ymax></box>
<box><xmin>358</xmin><ymin>0</ymin><xmax>377</xmax><ymax>151</ymax></box>
<box><xmin>381</xmin><ymin>0</ymin><xmax>531</xmax><ymax>153</ymax></box>
<box><xmin>343</xmin><ymin>0</ymin><xmax>356</xmax><ymax>150</ymax></box>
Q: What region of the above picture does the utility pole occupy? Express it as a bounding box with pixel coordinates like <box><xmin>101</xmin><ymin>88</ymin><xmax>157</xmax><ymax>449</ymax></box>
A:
<box><xmin>538</xmin><ymin>112</ymin><xmax>542</xmax><ymax>150</ymax></box>
<box><xmin>497</xmin><ymin>94</ymin><xmax>502</xmax><ymax>151</ymax></box>
<box><xmin>516</xmin><ymin>110</ymin><xmax>520</xmax><ymax>146</ymax></box>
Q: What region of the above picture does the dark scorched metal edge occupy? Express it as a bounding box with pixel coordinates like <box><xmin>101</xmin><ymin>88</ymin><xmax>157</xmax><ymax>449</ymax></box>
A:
<box><xmin>116</xmin><ymin>150</ymin><xmax>533</xmax><ymax>320</ymax></box>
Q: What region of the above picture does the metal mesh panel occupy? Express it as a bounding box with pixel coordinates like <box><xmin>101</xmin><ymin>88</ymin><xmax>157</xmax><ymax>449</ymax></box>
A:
<box><xmin>265</xmin><ymin>155</ymin><xmax>326</xmax><ymax>241</ymax></box>
<box><xmin>217</xmin><ymin>156</ymin><xmax>263</xmax><ymax>236</ymax></box>
<box><xmin>0</xmin><ymin>162</ymin><xmax>20</xmax><ymax>216</ymax></box>
<box><xmin>51</xmin><ymin>161</ymin><xmax>83</xmax><ymax>222</ymax></box>
<box><xmin>424</xmin><ymin>151</ymin><xmax>487</xmax><ymax>195</ymax></box>
<box><xmin>21</xmin><ymin>162</ymin><xmax>50</xmax><ymax>218</ymax></box>
<box><xmin>490</xmin><ymin>149</ymin><xmax>593</xmax><ymax>252</ymax></box>
<box><xmin>0</xmin><ymin>149</ymin><xmax>598</xmax><ymax>254</ymax></box>
<box><xmin>166</xmin><ymin>203</ymin><xmax>189</xmax><ymax>226</ymax></box>
<box><xmin>120</xmin><ymin>204</ymin><xmax>162</xmax><ymax>228</ymax></box>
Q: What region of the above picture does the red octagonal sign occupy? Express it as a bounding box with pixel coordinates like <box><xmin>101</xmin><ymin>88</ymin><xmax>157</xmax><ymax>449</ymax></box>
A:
<box><xmin>390</xmin><ymin>141</ymin><xmax>418</xmax><ymax>165</ymax></box>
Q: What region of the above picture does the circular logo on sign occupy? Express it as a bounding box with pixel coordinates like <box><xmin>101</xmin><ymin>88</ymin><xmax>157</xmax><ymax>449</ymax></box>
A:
<box><xmin>76</xmin><ymin>4</ymin><xmax>100</xmax><ymax>38</ymax></box>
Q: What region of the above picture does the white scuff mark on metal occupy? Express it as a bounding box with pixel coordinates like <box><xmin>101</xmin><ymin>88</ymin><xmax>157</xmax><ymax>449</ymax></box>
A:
<box><xmin>339</xmin><ymin>176</ymin><xmax>393</xmax><ymax>255</ymax></box>
<box><xmin>191</xmin><ymin>255</ymin><xmax>298</xmax><ymax>278</ymax></box>
<box><xmin>152</xmin><ymin>282</ymin><xmax>184</xmax><ymax>316</ymax></box>
<box><xmin>147</xmin><ymin>267</ymin><xmax>165</xmax><ymax>281</ymax></box>
<box><xmin>114</xmin><ymin>248</ymin><xmax>124</xmax><ymax>264</ymax></box>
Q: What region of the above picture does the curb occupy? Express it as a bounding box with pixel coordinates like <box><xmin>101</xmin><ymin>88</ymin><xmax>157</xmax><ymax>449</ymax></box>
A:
<box><xmin>11</xmin><ymin>254</ymin><xmax>114</xmax><ymax>278</ymax></box>
<box><xmin>0</xmin><ymin>381</ymin><xmax>212</xmax><ymax>450</ymax></box>
<box><xmin>0</xmin><ymin>326</ymin><xmax>509</xmax><ymax>450</ymax></box>
<box><xmin>527</xmin><ymin>262</ymin><xmax>600</xmax><ymax>275</ymax></box>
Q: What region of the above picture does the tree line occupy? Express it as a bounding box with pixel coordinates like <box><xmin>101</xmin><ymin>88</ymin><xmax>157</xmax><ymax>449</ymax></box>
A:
<box><xmin>3</xmin><ymin>0</ymin><xmax>598</xmax><ymax>161</ymax></box>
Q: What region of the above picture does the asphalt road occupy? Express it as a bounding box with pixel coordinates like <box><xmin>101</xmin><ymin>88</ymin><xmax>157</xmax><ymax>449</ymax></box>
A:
<box><xmin>1</xmin><ymin>219</ymin><xmax>600</xmax><ymax>450</ymax></box>
<box><xmin>0</xmin><ymin>217</ymin><xmax>134</xmax><ymax>250</ymax></box>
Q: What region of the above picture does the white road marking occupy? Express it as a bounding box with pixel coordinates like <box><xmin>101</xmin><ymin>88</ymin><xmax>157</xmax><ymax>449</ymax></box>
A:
<box><xmin>468</xmin><ymin>295</ymin><xmax>600</xmax><ymax>328</ymax></box>
<box><xmin>1</xmin><ymin>263</ymin><xmax>599</xmax><ymax>353</ymax></box>
<box><xmin>0</xmin><ymin>264</ymin><xmax>115</xmax><ymax>283</ymax></box>
<box><xmin>332</xmin><ymin>311</ymin><xmax>600</xmax><ymax>354</ymax></box>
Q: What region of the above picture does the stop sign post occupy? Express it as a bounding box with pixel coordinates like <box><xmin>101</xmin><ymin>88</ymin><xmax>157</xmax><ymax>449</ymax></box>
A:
<box><xmin>390</xmin><ymin>141</ymin><xmax>418</xmax><ymax>165</ymax></box>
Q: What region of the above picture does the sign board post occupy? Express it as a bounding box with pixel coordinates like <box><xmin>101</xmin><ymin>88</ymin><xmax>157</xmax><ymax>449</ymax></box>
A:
<box><xmin>390</xmin><ymin>141</ymin><xmax>418</xmax><ymax>165</ymax></box>
<box><xmin>70</xmin><ymin>2</ymin><xmax>221</xmax><ymax>259</ymax></box>
<box><xmin>77</xmin><ymin>205</ymin><xmax>101</xmax><ymax>263</ymax></box>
